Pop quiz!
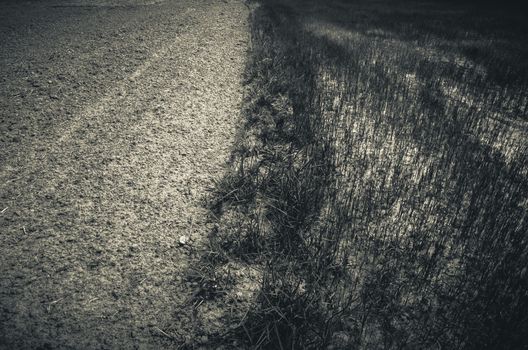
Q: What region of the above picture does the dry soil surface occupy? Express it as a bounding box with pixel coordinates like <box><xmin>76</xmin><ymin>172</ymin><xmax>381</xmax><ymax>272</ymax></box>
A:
<box><xmin>0</xmin><ymin>0</ymin><xmax>249</xmax><ymax>348</ymax></box>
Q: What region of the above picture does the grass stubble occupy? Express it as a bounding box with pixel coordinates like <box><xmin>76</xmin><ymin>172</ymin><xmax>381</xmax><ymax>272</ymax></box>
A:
<box><xmin>189</xmin><ymin>0</ymin><xmax>528</xmax><ymax>348</ymax></box>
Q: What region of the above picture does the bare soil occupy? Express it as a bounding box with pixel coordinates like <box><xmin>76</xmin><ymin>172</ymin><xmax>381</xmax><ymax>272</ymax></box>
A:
<box><xmin>0</xmin><ymin>0</ymin><xmax>249</xmax><ymax>348</ymax></box>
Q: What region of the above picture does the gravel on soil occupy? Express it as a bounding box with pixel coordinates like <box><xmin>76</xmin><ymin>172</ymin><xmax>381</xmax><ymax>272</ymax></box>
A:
<box><xmin>0</xmin><ymin>0</ymin><xmax>249</xmax><ymax>348</ymax></box>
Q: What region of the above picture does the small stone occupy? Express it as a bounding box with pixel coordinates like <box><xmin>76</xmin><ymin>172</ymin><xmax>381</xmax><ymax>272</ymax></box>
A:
<box><xmin>179</xmin><ymin>235</ymin><xmax>188</xmax><ymax>245</ymax></box>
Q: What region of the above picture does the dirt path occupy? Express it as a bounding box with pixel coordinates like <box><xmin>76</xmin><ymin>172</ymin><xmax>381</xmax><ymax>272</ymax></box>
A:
<box><xmin>0</xmin><ymin>0</ymin><xmax>249</xmax><ymax>348</ymax></box>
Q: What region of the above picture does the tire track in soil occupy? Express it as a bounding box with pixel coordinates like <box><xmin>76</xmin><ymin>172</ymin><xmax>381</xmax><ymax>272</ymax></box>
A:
<box><xmin>0</xmin><ymin>0</ymin><xmax>249</xmax><ymax>348</ymax></box>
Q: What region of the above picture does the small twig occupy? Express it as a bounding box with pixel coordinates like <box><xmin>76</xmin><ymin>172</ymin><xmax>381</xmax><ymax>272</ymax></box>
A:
<box><xmin>47</xmin><ymin>297</ymin><xmax>64</xmax><ymax>312</ymax></box>
<box><xmin>274</xmin><ymin>323</ymin><xmax>285</xmax><ymax>350</ymax></box>
<box><xmin>154</xmin><ymin>326</ymin><xmax>174</xmax><ymax>339</ymax></box>
<box><xmin>266</xmin><ymin>203</ymin><xmax>288</xmax><ymax>216</ymax></box>
<box><xmin>1</xmin><ymin>207</ymin><xmax>8</xmax><ymax>214</ymax></box>
<box><xmin>217</xmin><ymin>187</ymin><xmax>240</xmax><ymax>203</ymax></box>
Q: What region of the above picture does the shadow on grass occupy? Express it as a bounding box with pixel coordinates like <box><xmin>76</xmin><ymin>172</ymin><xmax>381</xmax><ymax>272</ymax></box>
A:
<box><xmin>189</xmin><ymin>1</ymin><xmax>528</xmax><ymax>349</ymax></box>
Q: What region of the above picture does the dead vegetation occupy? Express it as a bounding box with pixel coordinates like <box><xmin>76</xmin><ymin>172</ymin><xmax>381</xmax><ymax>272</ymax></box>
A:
<box><xmin>198</xmin><ymin>0</ymin><xmax>528</xmax><ymax>349</ymax></box>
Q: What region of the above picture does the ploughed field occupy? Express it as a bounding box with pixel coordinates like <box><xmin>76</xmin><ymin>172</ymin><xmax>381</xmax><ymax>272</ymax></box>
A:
<box><xmin>0</xmin><ymin>0</ymin><xmax>249</xmax><ymax>348</ymax></box>
<box><xmin>1</xmin><ymin>0</ymin><xmax>526</xmax><ymax>349</ymax></box>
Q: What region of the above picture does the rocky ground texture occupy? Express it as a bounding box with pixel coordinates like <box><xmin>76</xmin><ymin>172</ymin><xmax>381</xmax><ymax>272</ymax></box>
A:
<box><xmin>0</xmin><ymin>0</ymin><xmax>249</xmax><ymax>348</ymax></box>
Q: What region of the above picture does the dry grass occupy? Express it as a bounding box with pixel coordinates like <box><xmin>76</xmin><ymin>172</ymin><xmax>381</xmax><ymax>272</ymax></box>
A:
<box><xmin>203</xmin><ymin>0</ymin><xmax>528</xmax><ymax>348</ymax></box>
